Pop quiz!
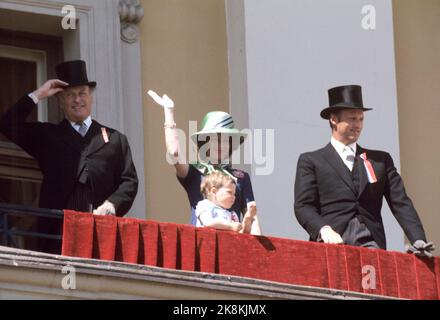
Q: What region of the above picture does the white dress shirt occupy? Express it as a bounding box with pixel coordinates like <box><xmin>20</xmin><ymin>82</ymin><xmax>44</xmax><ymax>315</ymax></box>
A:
<box><xmin>70</xmin><ymin>116</ymin><xmax>92</xmax><ymax>136</ymax></box>
<box><xmin>330</xmin><ymin>137</ymin><xmax>357</xmax><ymax>171</ymax></box>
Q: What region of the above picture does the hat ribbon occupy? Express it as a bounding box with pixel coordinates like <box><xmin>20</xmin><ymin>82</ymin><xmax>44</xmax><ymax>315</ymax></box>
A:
<box><xmin>192</xmin><ymin>161</ymin><xmax>237</xmax><ymax>182</ymax></box>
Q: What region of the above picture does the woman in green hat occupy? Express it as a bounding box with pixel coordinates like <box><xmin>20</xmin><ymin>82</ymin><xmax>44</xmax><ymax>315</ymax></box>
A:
<box><xmin>148</xmin><ymin>90</ymin><xmax>261</xmax><ymax>235</ymax></box>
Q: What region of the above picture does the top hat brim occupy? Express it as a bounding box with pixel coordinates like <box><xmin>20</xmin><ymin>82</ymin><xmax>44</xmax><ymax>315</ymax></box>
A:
<box><xmin>64</xmin><ymin>81</ymin><xmax>97</xmax><ymax>89</ymax></box>
<box><xmin>320</xmin><ymin>104</ymin><xmax>373</xmax><ymax>120</ymax></box>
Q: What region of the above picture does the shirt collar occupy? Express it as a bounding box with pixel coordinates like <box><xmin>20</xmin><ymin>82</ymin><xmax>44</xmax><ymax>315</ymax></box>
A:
<box><xmin>331</xmin><ymin>137</ymin><xmax>357</xmax><ymax>155</ymax></box>
<box><xmin>70</xmin><ymin>116</ymin><xmax>92</xmax><ymax>129</ymax></box>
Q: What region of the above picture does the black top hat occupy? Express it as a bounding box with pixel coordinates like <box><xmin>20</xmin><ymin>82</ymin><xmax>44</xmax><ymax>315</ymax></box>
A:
<box><xmin>320</xmin><ymin>85</ymin><xmax>372</xmax><ymax>119</ymax></box>
<box><xmin>55</xmin><ymin>60</ymin><xmax>96</xmax><ymax>88</ymax></box>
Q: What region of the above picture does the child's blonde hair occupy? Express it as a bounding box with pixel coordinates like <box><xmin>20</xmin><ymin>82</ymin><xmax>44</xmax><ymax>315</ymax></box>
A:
<box><xmin>201</xmin><ymin>171</ymin><xmax>236</xmax><ymax>198</ymax></box>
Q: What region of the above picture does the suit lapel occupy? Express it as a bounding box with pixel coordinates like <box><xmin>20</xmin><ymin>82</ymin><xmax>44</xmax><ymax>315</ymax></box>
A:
<box><xmin>322</xmin><ymin>143</ymin><xmax>357</xmax><ymax>195</ymax></box>
<box><xmin>356</xmin><ymin>145</ymin><xmax>368</xmax><ymax>198</ymax></box>
<box><xmin>356</xmin><ymin>145</ymin><xmax>381</xmax><ymax>197</ymax></box>
<box><xmin>86</xmin><ymin>121</ymin><xmax>111</xmax><ymax>156</ymax></box>
<box><xmin>76</xmin><ymin>121</ymin><xmax>112</xmax><ymax>178</ymax></box>
<box><xmin>57</xmin><ymin>119</ymin><xmax>83</xmax><ymax>152</ymax></box>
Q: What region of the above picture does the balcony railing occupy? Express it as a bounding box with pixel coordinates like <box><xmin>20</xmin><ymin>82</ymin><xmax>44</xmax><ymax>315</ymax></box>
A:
<box><xmin>62</xmin><ymin>211</ymin><xmax>440</xmax><ymax>300</ymax></box>
<box><xmin>1</xmin><ymin>205</ymin><xmax>439</xmax><ymax>300</ymax></box>
<box><xmin>0</xmin><ymin>203</ymin><xmax>63</xmax><ymax>251</ymax></box>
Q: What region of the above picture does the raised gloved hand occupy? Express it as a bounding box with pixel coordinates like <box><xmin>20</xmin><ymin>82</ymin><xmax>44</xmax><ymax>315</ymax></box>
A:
<box><xmin>93</xmin><ymin>200</ymin><xmax>116</xmax><ymax>216</ymax></box>
<box><xmin>319</xmin><ymin>225</ymin><xmax>344</xmax><ymax>245</ymax></box>
<box><xmin>147</xmin><ymin>90</ymin><xmax>174</xmax><ymax>109</ymax></box>
<box><xmin>406</xmin><ymin>240</ymin><xmax>435</xmax><ymax>258</ymax></box>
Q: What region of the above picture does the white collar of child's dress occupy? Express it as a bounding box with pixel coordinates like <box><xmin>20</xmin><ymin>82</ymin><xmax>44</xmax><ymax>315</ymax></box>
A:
<box><xmin>192</xmin><ymin>162</ymin><xmax>237</xmax><ymax>182</ymax></box>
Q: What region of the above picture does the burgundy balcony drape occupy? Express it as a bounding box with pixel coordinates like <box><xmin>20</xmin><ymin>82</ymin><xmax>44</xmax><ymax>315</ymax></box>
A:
<box><xmin>61</xmin><ymin>211</ymin><xmax>440</xmax><ymax>299</ymax></box>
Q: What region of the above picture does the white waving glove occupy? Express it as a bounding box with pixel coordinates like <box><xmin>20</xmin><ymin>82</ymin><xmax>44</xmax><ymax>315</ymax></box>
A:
<box><xmin>147</xmin><ymin>90</ymin><xmax>174</xmax><ymax>109</ymax></box>
<box><xmin>320</xmin><ymin>226</ymin><xmax>344</xmax><ymax>244</ymax></box>
<box><xmin>93</xmin><ymin>200</ymin><xmax>116</xmax><ymax>216</ymax></box>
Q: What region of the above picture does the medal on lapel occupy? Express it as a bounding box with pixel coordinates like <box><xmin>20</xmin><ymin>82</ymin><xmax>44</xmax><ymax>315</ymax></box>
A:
<box><xmin>360</xmin><ymin>152</ymin><xmax>377</xmax><ymax>183</ymax></box>
<box><xmin>101</xmin><ymin>127</ymin><xmax>109</xmax><ymax>144</ymax></box>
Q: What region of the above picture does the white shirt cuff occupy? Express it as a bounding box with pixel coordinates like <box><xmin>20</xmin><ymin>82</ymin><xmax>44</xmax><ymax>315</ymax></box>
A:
<box><xmin>28</xmin><ymin>93</ymin><xmax>39</xmax><ymax>104</ymax></box>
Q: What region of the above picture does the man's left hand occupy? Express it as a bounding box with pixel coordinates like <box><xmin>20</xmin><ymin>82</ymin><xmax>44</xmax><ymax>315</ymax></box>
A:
<box><xmin>93</xmin><ymin>200</ymin><xmax>116</xmax><ymax>216</ymax></box>
<box><xmin>406</xmin><ymin>240</ymin><xmax>435</xmax><ymax>258</ymax></box>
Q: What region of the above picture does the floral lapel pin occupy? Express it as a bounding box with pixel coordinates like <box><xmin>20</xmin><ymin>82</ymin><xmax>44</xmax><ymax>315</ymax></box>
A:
<box><xmin>360</xmin><ymin>152</ymin><xmax>377</xmax><ymax>183</ymax></box>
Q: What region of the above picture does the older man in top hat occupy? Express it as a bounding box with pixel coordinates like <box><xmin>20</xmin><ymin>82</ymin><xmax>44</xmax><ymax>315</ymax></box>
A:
<box><xmin>294</xmin><ymin>85</ymin><xmax>434</xmax><ymax>257</ymax></box>
<box><xmin>0</xmin><ymin>60</ymin><xmax>138</xmax><ymax>225</ymax></box>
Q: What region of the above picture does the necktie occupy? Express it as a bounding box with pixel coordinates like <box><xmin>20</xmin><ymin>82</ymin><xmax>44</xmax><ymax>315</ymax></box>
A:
<box><xmin>77</xmin><ymin>121</ymin><xmax>88</xmax><ymax>137</ymax></box>
<box><xmin>343</xmin><ymin>146</ymin><xmax>355</xmax><ymax>171</ymax></box>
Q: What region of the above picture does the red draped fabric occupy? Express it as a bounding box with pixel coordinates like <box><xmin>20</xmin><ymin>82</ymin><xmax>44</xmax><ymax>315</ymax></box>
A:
<box><xmin>61</xmin><ymin>211</ymin><xmax>440</xmax><ymax>299</ymax></box>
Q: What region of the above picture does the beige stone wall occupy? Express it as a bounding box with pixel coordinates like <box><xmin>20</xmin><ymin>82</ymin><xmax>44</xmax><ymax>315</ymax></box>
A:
<box><xmin>139</xmin><ymin>0</ymin><xmax>229</xmax><ymax>223</ymax></box>
<box><xmin>393</xmin><ymin>0</ymin><xmax>440</xmax><ymax>254</ymax></box>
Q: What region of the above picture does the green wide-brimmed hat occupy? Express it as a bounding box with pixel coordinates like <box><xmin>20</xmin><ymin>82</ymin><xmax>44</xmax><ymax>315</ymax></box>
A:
<box><xmin>191</xmin><ymin>111</ymin><xmax>247</xmax><ymax>145</ymax></box>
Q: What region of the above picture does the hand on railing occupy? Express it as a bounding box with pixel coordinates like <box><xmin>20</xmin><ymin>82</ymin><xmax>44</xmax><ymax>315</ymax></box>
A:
<box><xmin>93</xmin><ymin>200</ymin><xmax>116</xmax><ymax>216</ymax></box>
<box><xmin>319</xmin><ymin>225</ymin><xmax>344</xmax><ymax>245</ymax></box>
<box><xmin>406</xmin><ymin>240</ymin><xmax>435</xmax><ymax>258</ymax></box>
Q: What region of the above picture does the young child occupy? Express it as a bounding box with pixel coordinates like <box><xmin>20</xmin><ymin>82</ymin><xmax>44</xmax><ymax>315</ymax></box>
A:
<box><xmin>195</xmin><ymin>171</ymin><xmax>258</xmax><ymax>233</ymax></box>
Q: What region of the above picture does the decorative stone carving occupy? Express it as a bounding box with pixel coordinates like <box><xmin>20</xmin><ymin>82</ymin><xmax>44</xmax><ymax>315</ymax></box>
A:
<box><xmin>119</xmin><ymin>0</ymin><xmax>144</xmax><ymax>43</ymax></box>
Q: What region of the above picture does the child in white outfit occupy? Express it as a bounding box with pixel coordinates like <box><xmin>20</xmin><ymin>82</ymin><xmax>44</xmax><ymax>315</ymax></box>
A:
<box><xmin>195</xmin><ymin>172</ymin><xmax>257</xmax><ymax>233</ymax></box>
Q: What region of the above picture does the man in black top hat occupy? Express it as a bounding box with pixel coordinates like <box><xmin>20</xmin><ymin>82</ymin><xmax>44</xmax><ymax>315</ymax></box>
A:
<box><xmin>0</xmin><ymin>60</ymin><xmax>138</xmax><ymax>251</ymax></box>
<box><xmin>294</xmin><ymin>85</ymin><xmax>434</xmax><ymax>256</ymax></box>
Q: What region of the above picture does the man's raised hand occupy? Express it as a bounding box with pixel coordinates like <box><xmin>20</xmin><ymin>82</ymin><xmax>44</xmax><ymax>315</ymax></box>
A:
<box><xmin>147</xmin><ymin>90</ymin><xmax>174</xmax><ymax>109</ymax></box>
<box><xmin>32</xmin><ymin>79</ymin><xmax>69</xmax><ymax>101</ymax></box>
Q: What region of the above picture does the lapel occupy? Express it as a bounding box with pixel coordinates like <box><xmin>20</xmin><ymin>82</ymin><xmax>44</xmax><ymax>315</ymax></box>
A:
<box><xmin>76</xmin><ymin>121</ymin><xmax>112</xmax><ymax>177</ymax></box>
<box><xmin>356</xmin><ymin>145</ymin><xmax>381</xmax><ymax>198</ymax></box>
<box><xmin>322</xmin><ymin>143</ymin><xmax>357</xmax><ymax>195</ymax></box>
<box><xmin>356</xmin><ymin>145</ymin><xmax>368</xmax><ymax>198</ymax></box>
<box><xmin>86</xmin><ymin>121</ymin><xmax>112</xmax><ymax>156</ymax></box>
<box><xmin>57</xmin><ymin>119</ymin><xmax>83</xmax><ymax>152</ymax></box>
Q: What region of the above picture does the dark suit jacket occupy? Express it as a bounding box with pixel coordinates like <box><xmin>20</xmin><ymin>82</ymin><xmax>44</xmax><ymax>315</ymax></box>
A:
<box><xmin>294</xmin><ymin>143</ymin><xmax>426</xmax><ymax>249</ymax></box>
<box><xmin>0</xmin><ymin>95</ymin><xmax>138</xmax><ymax>217</ymax></box>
